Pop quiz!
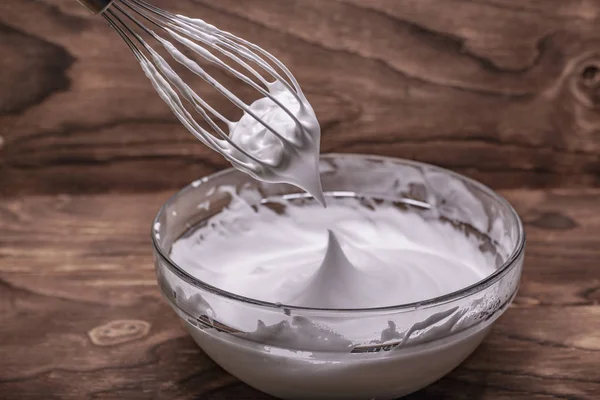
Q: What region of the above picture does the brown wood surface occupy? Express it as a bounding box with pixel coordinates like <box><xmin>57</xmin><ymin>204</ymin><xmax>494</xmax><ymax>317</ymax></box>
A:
<box><xmin>1</xmin><ymin>0</ymin><xmax>600</xmax><ymax>399</ymax></box>
<box><xmin>3</xmin><ymin>0</ymin><xmax>600</xmax><ymax>195</ymax></box>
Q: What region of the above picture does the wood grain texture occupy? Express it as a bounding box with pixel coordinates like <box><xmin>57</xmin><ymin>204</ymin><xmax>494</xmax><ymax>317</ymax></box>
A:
<box><xmin>2</xmin><ymin>0</ymin><xmax>600</xmax><ymax>195</ymax></box>
<box><xmin>1</xmin><ymin>188</ymin><xmax>599</xmax><ymax>399</ymax></box>
<box><xmin>2</xmin><ymin>1</ymin><xmax>600</xmax><ymax>399</ymax></box>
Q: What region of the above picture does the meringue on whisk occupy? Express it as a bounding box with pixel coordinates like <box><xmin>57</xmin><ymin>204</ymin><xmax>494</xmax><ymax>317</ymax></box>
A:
<box><xmin>76</xmin><ymin>0</ymin><xmax>325</xmax><ymax>205</ymax></box>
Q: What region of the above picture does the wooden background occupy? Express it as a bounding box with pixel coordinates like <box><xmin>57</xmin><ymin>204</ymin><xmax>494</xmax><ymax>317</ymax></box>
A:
<box><xmin>1</xmin><ymin>0</ymin><xmax>599</xmax><ymax>399</ymax></box>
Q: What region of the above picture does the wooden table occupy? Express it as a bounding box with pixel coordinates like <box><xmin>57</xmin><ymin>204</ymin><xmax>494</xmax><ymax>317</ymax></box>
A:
<box><xmin>1</xmin><ymin>1</ymin><xmax>599</xmax><ymax>399</ymax></box>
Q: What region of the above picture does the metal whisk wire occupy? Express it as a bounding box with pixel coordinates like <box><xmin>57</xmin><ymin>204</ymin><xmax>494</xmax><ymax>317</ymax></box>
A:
<box><xmin>90</xmin><ymin>0</ymin><xmax>312</xmax><ymax>173</ymax></box>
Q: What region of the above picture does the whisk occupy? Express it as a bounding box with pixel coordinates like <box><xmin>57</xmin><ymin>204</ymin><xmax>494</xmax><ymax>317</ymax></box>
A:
<box><xmin>76</xmin><ymin>0</ymin><xmax>324</xmax><ymax>203</ymax></box>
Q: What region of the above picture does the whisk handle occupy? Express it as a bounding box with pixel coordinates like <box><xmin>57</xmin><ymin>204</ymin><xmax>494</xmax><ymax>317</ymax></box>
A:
<box><xmin>76</xmin><ymin>0</ymin><xmax>115</xmax><ymax>14</ymax></box>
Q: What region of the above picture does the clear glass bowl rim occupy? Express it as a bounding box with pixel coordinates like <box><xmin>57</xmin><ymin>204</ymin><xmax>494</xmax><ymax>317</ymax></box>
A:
<box><xmin>151</xmin><ymin>153</ymin><xmax>526</xmax><ymax>314</ymax></box>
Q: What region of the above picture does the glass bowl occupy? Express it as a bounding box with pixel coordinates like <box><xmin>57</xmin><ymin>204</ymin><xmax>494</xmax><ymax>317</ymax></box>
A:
<box><xmin>151</xmin><ymin>153</ymin><xmax>525</xmax><ymax>400</ymax></box>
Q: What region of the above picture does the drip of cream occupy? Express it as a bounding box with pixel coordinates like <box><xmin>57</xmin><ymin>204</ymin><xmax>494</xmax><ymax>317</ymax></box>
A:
<box><xmin>135</xmin><ymin>17</ymin><xmax>325</xmax><ymax>204</ymax></box>
<box><xmin>229</xmin><ymin>80</ymin><xmax>325</xmax><ymax>205</ymax></box>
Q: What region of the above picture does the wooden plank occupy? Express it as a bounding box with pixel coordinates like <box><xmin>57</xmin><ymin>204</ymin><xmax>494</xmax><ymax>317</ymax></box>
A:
<box><xmin>2</xmin><ymin>0</ymin><xmax>600</xmax><ymax>196</ymax></box>
<box><xmin>0</xmin><ymin>188</ymin><xmax>599</xmax><ymax>399</ymax></box>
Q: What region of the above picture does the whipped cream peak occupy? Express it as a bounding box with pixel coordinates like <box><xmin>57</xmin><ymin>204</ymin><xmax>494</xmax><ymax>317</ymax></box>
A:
<box><xmin>290</xmin><ymin>230</ymin><xmax>394</xmax><ymax>309</ymax></box>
